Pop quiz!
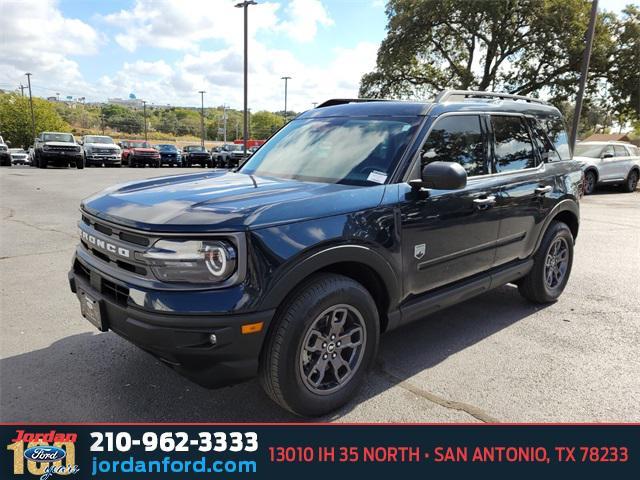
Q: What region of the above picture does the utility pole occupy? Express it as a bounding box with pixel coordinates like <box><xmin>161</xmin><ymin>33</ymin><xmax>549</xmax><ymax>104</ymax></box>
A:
<box><xmin>235</xmin><ymin>0</ymin><xmax>257</xmax><ymax>158</ymax></box>
<box><xmin>570</xmin><ymin>0</ymin><xmax>598</xmax><ymax>150</ymax></box>
<box><xmin>19</xmin><ymin>84</ymin><xmax>26</xmax><ymax>97</ymax></box>
<box><xmin>25</xmin><ymin>73</ymin><xmax>36</xmax><ymax>143</ymax></box>
<box><xmin>281</xmin><ymin>76</ymin><xmax>291</xmax><ymax>122</ymax></box>
<box><xmin>199</xmin><ymin>90</ymin><xmax>206</xmax><ymax>148</ymax></box>
<box><xmin>142</xmin><ymin>100</ymin><xmax>148</xmax><ymax>141</ymax></box>
<box><xmin>223</xmin><ymin>105</ymin><xmax>228</xmax><ymax>144</ymax></box>
<box><xmin>312</xmin><ymin>102</ymin><xmax>318</xmax><ymax>108</ymax></box>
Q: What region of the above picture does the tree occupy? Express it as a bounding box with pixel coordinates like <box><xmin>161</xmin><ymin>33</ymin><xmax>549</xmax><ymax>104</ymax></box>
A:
<box><xmin>0</xmin><ymin>92</ymin><xmax>69</xmax><ymax>148</ymax></box>
<box><xmin>606</xmin><ymin>6</ymin><xmax>640</xmax><ymax>120</ymax></box>
<box><xmin>359</xmin><ymin>0</ymin><xmax>614</xmax><ymax>102</ymax></box>
<box><xmin>250</xmin><ymin>111</ymin><xmax>285</xmax><ymax>139</ymax></box>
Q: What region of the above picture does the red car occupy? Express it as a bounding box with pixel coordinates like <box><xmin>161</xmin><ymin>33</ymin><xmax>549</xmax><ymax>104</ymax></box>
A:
<box><xmin>120</xmin><ymin>140</ymin><xmax>160</xmax><ymax>168</ymax></box>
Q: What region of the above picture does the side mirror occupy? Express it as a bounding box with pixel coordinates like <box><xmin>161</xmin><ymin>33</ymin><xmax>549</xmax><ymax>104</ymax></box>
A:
<box><xmin>602</xmin><ymin>152</ymin><xmax>613</xmax><ymax>159</ymax></box>
<box><xmin>78</xmin><ymin>140</ymin><xmax>83</xmax><ymax>145</ymax></box>
<box><xmin>5</xmin><ymin>141</ymin><xmax>11</xmax><ymax>147</ymax></box>
<box><xmin>409</xmin><ymin>161</ymin><xmax>467</xmax><ymax>190</ymax></box>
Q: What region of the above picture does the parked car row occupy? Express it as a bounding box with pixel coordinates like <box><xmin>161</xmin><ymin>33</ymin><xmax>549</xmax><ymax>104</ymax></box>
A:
<box><xmin>1</xmin><ymin>132</ymin><xmax>263</xmax><ymax>169</ymax></box>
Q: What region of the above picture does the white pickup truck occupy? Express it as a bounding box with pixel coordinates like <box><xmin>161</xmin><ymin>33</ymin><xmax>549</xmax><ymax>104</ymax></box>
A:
<box><xmin>575</xmin><ymin>141</ymin><xmax>640</xmax><ymax>194</ymax></box>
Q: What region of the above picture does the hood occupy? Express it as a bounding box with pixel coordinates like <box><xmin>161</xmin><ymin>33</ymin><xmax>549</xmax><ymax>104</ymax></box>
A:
<box><xmin>131</xmin><ymin>147</ymin><xmax>157</xmax><ymax>153</ymax></box>
<box><xmin>81</xmin><ymin>171</ymin><xmax>386</xmax><ymax>232</ymax></box>
<box><xmin>44</xmin><ymin>141</ymin><xmax>77</xmax><ymax>147</ymax></box>
<box><xmin>572</xmin><ymin>155</ymin><xmax>597</xmax><ymax>168</ymax></box>
<box><xmin>85</xmin><ymin>143</ymin><xmax>119</xmax><ymax>150</ymax></box>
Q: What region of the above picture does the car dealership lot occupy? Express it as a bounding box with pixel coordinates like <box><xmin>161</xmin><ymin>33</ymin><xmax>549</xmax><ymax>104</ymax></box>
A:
<box><xmin>1</xmin><ymin>167</ymin><xmax>638</xmax><ymax>422</ymax></box>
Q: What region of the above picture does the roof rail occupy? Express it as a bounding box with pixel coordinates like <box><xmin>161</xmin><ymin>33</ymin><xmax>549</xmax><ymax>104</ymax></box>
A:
<box><xmin>315</xmin><ymin>98</ymin><xmax>390</xmax><ymax>108</ymax></box>
<box><xmin>435</xmin><ymin>90</ymin><xmax>549</xmax><ymax>105</ymax></box>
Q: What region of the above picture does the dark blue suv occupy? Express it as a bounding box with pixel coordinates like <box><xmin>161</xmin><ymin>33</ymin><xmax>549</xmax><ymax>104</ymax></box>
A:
<box><xmin>69</xmin><ymin>91</ymin><xmax>582</xmax><ymax>416</ymax></box>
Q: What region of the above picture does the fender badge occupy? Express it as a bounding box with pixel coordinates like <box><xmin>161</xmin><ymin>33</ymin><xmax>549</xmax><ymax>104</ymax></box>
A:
<box><xmin>414</xmin><ymin>244</ymin><xmax>426</xmax><ymax>259</ymax></box>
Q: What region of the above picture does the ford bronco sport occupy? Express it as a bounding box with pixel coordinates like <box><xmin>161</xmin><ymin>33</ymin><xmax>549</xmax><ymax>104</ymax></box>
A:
<box><xmin>69</xmin><ymin>90</ymin><xmax>582</xmax><ymax>416</ymax></box>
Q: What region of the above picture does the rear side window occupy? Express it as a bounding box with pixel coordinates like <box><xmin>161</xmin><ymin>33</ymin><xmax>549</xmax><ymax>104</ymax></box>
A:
<box><xmin>421</xmin><ymin>115</ymin><xmax>487</xmax><ymax>177</ymax></box>
<box><xmin>491</xmin><ymin>116</ymin><xmax>536</xmax><ymax>173</ymax></box>
<box><xmin>614</xmin><ymin>145</ymin><xmax>629</xmax><ymax>157</ymax></box>
<box><xmin>629</xmin><ymin>145</ymin><xmax>640</xmax><ymax>156</ymax></box>
<box><xmin>526</xmin><ymin>118</ymin><xmax>560</xmax><ymax>162</ymax></box>
<box><xmin>543</xmin><ymin>116</ymin><xmax>570</xmax><ymax>160</ymax></box>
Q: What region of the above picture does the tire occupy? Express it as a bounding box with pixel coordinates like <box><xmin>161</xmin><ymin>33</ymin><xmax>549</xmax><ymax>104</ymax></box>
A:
<box><xmin>622</xmin><ymin>169</ymin><xmax>638</xmax><ymax>193</ymax></box>
<box><xmin>76</xmin><ymin>157</ymin><xmax>84</xmax><ymax>169</ymax></box>
<box><xmin>259</xmin><ymin>273</ymin><xmax>379</xmax><ymax>416</ymax></box>
<box><xmin>583</xmin><ymin>170</ymin><xmax>597</xmax><ymax>195</ymax></box>
<box><xmin>518</xmin><ymin>221</ymin><xmax>574</xmax><ymax>304</ymax></box>
<box><xmin>38</xmin><ymin>155</ymin><xmax>47</xmax><ymax>169</ymax></box>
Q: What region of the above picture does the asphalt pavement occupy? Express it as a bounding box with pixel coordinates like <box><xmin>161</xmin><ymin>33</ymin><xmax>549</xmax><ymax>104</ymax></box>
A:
<box><xmin>1</xmin><ymin>166</ymin><xmax>638</xmax><ymax>422</ymax></box>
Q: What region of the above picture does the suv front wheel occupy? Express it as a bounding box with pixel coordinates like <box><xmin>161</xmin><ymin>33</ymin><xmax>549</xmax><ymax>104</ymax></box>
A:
<box><xmin>260</xmin><ymin>273</ymin><xmax>379</xmax><ymax>416</ymax></box>
<box><xmin>518</xmin><ymin>221</ymin><xmax>574</xmax><ymax>304</ymax></box>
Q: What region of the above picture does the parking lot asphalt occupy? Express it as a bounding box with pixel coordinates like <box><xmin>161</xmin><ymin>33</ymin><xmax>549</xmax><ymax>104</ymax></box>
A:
<box><xmin>1</xmin><ymin>166</ymin><xmax>638</xmax><ymax>422</ymax></box>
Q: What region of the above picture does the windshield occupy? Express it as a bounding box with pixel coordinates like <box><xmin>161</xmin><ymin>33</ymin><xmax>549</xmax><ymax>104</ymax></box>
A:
<box><xmin>574</xmin><ymin>144</ymin><xmax>604</xmax><ymax>158</ymax></box>
<box><xmin>240</xmin><ymin>116</ymin><xmax>421</xmax><ymax>185</ymax></box>
<box><xmin>84</xmin><ymin>136</ymin><xmax>114</xmax><ymax>144</ymax></box>
<box><xmin>43</xmin><ymin>133</ymin><xmax>74</xmax><ymax>143</ymax></box>
<box><xmin>10</xmin><ymin>148</ymin><xmax>26</xmax><ymax>153</ymax></box>
<box><xmin>227</xmin><ymin>144</ymin><xmax>243</xmax><ymax>151</ymax></box>
<box><xmin>130</xmin><ymin>141</ymin><xmax>151</xmax><ymax>148</ymax></box>
<box><xmin>157</xmin><ymin>144</ymin><xmax>177</xmax><ymax>151</ymax></box>
<box><xmin>186</xmin><ymin>146</ymin><xmax>206</xmax><ymax>152</ymax></box>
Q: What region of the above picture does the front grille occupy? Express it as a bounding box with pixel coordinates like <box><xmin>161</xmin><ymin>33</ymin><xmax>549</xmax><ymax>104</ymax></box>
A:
<box><xmin>49</xmin><ymin>145</ymin><xmax>78</xmax><ymax>152</ymax></box>
<box><xmin>73</xmin><ymin>259</ymin><xmax>130</xmax><ymax>306</ymax></box>
<box><xmin>102</xmin><ymin>278</ymin><xmax>129</xmax><ymax>306</ymax></box>
<box><xmin>135</xmin><ymin>151</ymin><xmax>158</xmax><ymax>157</ymax></box>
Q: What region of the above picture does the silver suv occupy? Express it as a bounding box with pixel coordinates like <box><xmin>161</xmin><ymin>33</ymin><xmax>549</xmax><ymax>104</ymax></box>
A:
<box><xmin>574</xmin><ymin>141</ymin><xmax>640</xmax><ymax>194</ymax></box>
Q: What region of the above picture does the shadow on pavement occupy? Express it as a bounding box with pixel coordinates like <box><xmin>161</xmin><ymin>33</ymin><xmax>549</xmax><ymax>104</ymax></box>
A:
<box><xmin>1</xmin><ymin>284</ymin><xmax>546</xmax><ymax>422</ymax></box>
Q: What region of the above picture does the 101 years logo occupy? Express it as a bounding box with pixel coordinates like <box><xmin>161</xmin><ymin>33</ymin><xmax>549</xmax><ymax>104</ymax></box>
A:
<box><xmin>6</xmin><ymin>430</ymin><xmax>80</xmax><ymax>480</ymax></box>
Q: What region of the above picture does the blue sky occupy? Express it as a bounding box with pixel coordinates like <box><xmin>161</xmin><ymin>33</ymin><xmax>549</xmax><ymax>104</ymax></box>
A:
<box><xmin>0</xmin><ymin>0</ymin><xmax>635</xmax><ymax>111</ymax></box>
<box><xmin>1</xmin><ymin>0</ymin><xmax>389</xmax><ymax>111</ymax></box>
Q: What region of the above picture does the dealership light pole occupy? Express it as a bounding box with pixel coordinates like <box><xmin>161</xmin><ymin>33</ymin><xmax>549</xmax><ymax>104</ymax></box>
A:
<box><xmin>223</xmin><ymin>104</ymin><xmax>228</xmax><ymax>144</ymax></box>
<box><xmin>141</xmin><ymin>100</ymin><xmax>148</xmax><ymax>141</ymax></box>
<box><xmin>199</xmin><ymin>90</ymin><xmax>206</xmax><ymax>148</ymax></box>
<box><xmin>235</xmin><ymin>0</ymin><xmax>257</xmax><ymax>157</ymax></box>
<box><xmin>25</xmin><ymin>73</ymin><xmax>36</xmax><ymax>143</ymax></box>
<box><xmin>570</xmin><ymin>0</ymin><xmax>598</xmax><ymax>150</ymax></box>
<box><xmin>281</xmin><ymin>76</ymin><xmax>291</xmax><ymax>122</ymax></box>
<box><xmin>312</xmin><ymin>102</ymin><xmax>318</xmax><ymax>108</ymax></box>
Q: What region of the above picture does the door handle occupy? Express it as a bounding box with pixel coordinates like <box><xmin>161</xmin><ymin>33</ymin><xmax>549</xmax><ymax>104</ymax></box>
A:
<box><xmin>473</xmin><ymin>195</ymin><xmax>496</xmax><ymax>208</ymax></box>
<box><xmin>534</xmin><ymin>185</ymin><xmax>553</xmax><ymax>195</ymax></box>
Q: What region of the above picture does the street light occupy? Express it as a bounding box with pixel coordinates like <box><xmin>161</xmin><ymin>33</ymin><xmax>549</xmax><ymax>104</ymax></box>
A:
<box><xmin>235</xmin><ymin>0</ymin><xmax>257</xmax><ymax>158</ymax></box>
<box><xmin>141</xmin><ymin>100</ymin><xmax>148</xmax><ymax>141</ymax></box>
<box><xmin>199</xmin><ymin>90</ymin><xmax>206</xmax><ymax>148</ymax></box>
<box><xmin>25</xmin><ymin>73</ymin><xmax>36</xmax><ymax>144</ymax></box>
<box><xmin>312</xmin><ymin>102</ymin><xmax>318</xmax><ymax>108</ymax></box>
<box><xmin>281</xmin><ymin>76</ymin><xmax>291</xmax><ymax>122</ymax></box>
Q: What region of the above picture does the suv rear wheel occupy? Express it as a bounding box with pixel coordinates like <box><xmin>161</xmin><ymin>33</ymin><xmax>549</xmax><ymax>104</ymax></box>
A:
<box><xmin>260</xmin><ymin>273</ymin><xmax>379</xmax><ymax>416</ymax></box>
<box><xmin>518</xmin><ymin>221</ymin><xmax>573</xmax><ymax>303</ymax></box>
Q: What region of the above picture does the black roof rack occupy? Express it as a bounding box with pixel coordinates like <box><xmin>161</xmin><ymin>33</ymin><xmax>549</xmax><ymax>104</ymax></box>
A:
<box><xmin>435</xmin><ymin>90</ymin><xmax>549</xmax><ymax>105</ymax></box>
<box><xmin>315</xmin><ymin>98</ymin><xmax>391</xmax><ymax>108</ymax></box>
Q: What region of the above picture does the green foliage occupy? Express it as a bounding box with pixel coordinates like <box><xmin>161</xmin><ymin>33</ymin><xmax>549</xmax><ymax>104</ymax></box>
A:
<box><xmin>0</xmin><ymin>92</ymin><xmax>69</xmax><ymax>148</ymax></box>
<box><xmin>250</xmin><ymin>111</ymin><xmax>285</xmax><ymax>139</ymax></box>
<box><xmin>360</xmin><ymin>0</ymin><xmax>636</xmax><ymax>124</ymax></box>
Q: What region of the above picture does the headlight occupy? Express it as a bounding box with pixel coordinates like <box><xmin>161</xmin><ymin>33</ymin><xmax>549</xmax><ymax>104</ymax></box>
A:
<box><xmin>141</xmin><ymin>239</ymin><xmax>237</xmax><ymax>283</ymax></box>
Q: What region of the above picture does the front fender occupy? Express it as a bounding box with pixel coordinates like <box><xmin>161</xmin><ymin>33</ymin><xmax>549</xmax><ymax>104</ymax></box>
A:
<box><xmin>257</xmin><ymin>243</ymin><xmax>401</xmax><ymax>312</ymax></box>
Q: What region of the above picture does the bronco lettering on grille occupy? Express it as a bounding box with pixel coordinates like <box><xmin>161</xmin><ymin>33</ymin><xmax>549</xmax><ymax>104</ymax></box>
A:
<box><xmin>80</xmin><ymin>229</ymin><xmax>130</xmax><ymax>258</ymax></box>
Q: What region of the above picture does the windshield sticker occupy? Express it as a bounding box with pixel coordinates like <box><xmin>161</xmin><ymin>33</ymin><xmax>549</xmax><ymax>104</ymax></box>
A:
<box><xmin>367</xmin><ymin>171</ymin><xmax>388</xmax><ymax>184</ymax></box>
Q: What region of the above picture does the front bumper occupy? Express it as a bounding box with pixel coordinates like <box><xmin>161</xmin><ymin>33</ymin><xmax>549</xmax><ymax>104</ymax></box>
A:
<box><xmin>85</xmin><ymin>154</ymin><xmax>121</xmax><ymax>165</ymax></box>
<box><xmin>68</xmin><ymin>258</ymin><xmax>274</xmax><ymax>388</ymax></box>
<box><xmin>41</xmin><ymin>150</ymin><xmax>82</xmax><ymax>161</ymax></box>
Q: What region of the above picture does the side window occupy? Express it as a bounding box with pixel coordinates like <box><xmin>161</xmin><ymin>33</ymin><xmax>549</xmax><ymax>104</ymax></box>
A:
<box><xmin>602</xmin><ymin>145</ymin><xmax>615</xmax><ymax>157</ymax></box>
<box><xmin>543</xmin><ymin>116</ymin><xmax>570</xmax><ymax>160</ymax></box>
<box><xmin>526</xmin><ymin>117</ymin><xmax>560</xmax><ymax>162</ymax></box>
<box><xmin>629</xmin><ymin>146</ymin><xmax>640</xmax><ymax>156</ymax></box>
<box><xmin>421</xmin><ymin>115</ymin><xmax>487</xmax><ymax>177</ymax></box>
<box><xmin>614</xmin><ymin>145</ymin><xmax>629</xmax><ymax>157</ymax></box>
<box><xmin>491</xmin><ymin>115</ymin><xmax>536</xmax><ymax>173</ymax></box>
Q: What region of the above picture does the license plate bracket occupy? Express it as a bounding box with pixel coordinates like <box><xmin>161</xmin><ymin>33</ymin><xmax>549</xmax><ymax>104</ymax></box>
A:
<box><xmin>78</xmin><ymin>289</ymin><xmax>107</xmax><ymax>332</ymax></box>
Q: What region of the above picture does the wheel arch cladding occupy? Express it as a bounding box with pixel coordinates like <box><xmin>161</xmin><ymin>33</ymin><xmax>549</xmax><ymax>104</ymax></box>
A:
<box><xmin>260</xmin><ymin>246</ymin><xmax>399</xmax><ymax>333</ymax></box>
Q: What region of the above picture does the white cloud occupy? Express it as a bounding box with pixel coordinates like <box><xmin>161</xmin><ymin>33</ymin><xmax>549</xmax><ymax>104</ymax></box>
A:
<box><xmin>0</xmin><ymin>0</ymin><xmax>100</xmax><ymax>94</ymax></box>
<box><xmin>103</xmin><ymin>0</ymin><xmax>281</xmax><ymax>52</ymax></box>
<box><xmin>277</xmin><ymin>0</ymin><xmax>334</xmax><ymax>42</ymax></box>
<box><xmin>0</xmin><ymin>0</ymin><xmax>377</xmax><ymax>113</ymax></box>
